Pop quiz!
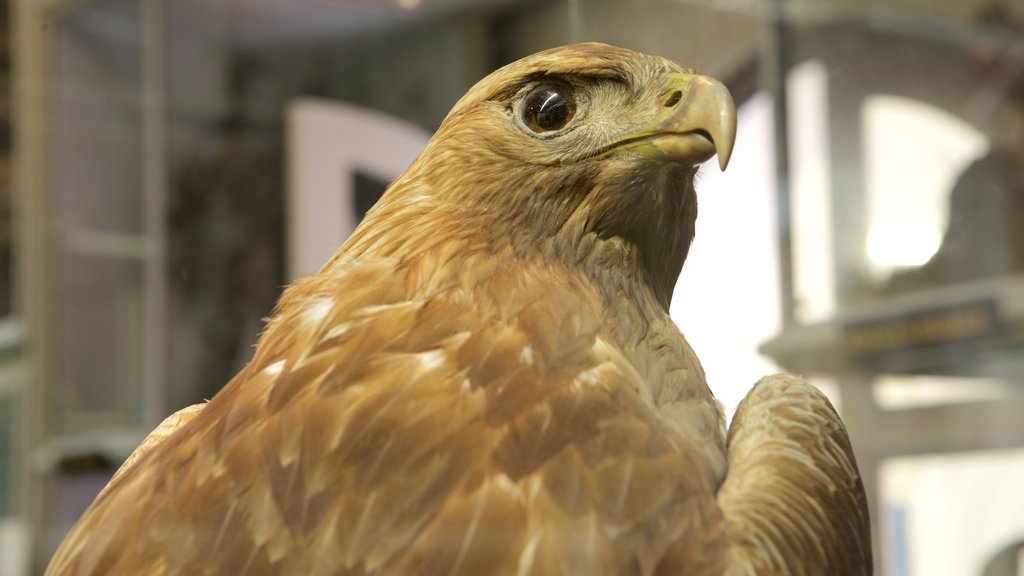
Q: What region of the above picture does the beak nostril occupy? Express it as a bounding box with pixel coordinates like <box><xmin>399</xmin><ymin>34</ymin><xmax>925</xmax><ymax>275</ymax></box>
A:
<box><xmin>664</xmin><ymin>90</ymin><xmax>683</xmax><ymax>108</ymax></box>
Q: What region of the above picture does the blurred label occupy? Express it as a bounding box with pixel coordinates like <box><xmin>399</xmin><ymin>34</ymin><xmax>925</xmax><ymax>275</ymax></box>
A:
<box><xmin>843</xmin><ymin>299</ymin><xmax>1002</xmax><ymax>359</ymax></box>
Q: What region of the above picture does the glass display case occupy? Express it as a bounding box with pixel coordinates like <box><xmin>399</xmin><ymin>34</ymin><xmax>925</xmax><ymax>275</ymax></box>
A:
<box><xmin>757</xmin><ymin>7</ymin><xmax>1024</xmax><ymax>576</ymax></box>
<box><xmin>6</xmin><ymin>0</ymin><xmax>1024</xmax><ymax>574</ymax></box>
<box><xmin>49</xmin><ymin>0</ymin><xmax>148</xmax><ymax>433</ymax></box>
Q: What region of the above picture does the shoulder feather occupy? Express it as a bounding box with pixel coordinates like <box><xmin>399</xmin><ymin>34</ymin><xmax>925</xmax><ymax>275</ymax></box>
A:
<box><xmin>718</xmin><ymin>374</ymin><xmax>872</xmax><ymax>575</ymax></box>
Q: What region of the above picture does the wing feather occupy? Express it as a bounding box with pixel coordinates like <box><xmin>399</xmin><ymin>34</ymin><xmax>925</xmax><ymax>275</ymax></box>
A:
<box><xmin>717</xmin><ymin>374</ymin><xmax>872</xmax><ymax>575</ymax></box>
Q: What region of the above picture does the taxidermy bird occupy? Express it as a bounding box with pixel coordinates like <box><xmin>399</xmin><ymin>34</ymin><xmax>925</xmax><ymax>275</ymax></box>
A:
<box><xmin>47</xmin><ymin>43</ymin><xmax>871</xmax><ymax>575</ymax></box>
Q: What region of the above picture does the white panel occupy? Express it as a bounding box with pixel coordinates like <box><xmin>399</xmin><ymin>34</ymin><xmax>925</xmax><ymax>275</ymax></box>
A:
<box><xmin>0</xmin><ymin>518</ymin><xmax>29</xmax><ymax>576</ymax></box>
<box><xmin>881</xmin><ymin>449</ymin><xmax>1024</xmax><ymax>576</ymax></box>
<box><xmin>286</xmin><ymin>98</ymin><xmax>431</xmax><ymax>279</ymax></box>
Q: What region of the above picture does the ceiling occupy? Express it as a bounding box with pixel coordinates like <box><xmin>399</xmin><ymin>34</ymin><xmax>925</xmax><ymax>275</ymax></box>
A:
<box><xmin>184</xmin><ymin>0</ymin><xmax>533</xmax><ymax>49</ymax></box>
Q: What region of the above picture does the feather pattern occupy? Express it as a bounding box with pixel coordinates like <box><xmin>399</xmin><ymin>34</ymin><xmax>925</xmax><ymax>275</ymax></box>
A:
<box><xmin>49</xmin><ymin>249</ymin><xmax>726</xmax><ymax>575</ymax></box>
<box><xmin>46</xmin><ymin>42</ymin><xmax>870</xmax><ymax>575</ymax></box>
<box><xmin>718</xmin><ymin>374</ymin><xmax>872</xmax><ymax>574</ymax></box>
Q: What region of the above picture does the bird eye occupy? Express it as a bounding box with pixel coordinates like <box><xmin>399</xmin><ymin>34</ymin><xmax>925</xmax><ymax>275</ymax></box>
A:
<box><xmin>522</xmin><ymin>83</ymin><xmax>577</xmax><ymax>134</ymax></box>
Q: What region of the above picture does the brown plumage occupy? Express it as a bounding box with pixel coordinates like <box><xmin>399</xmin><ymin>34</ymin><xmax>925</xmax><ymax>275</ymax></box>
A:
<box><xmin>47</xmin><ymin>43</ymin><xmax>871</xmax><ymax>575</ymax></box>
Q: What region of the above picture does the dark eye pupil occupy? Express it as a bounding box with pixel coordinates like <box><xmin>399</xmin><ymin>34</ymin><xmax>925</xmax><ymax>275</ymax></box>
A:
<box><xmin>523</xmin><ymin>84</ymin><xmax>576</xmax><ymax>133</ymax></box>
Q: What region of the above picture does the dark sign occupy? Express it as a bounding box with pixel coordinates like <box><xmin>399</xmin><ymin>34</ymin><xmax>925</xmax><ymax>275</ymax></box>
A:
<box><xmin>843</xmin><ymin>299</ymin><xmax>1003</xmax><ymax>360</ymax></box>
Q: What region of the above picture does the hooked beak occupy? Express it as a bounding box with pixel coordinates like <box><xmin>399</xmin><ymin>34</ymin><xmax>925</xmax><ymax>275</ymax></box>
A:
<box><xmin>609</xmin><ymin>73</ymin><xmax>737</xmax><ymax>170</ymax></box>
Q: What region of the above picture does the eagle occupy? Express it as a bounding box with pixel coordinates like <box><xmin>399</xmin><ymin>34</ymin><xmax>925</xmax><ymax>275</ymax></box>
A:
<box><xmin>47</xmin><ymin>42</ymin><xmax>871</xmax><ymax>575</ymax></box>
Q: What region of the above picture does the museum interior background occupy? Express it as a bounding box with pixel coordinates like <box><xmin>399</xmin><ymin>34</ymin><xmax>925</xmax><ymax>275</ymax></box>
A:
<box><xmin>2</xmin><ymin>0</ymin><xmax>1024</xmax><ymax>574</ymax></box>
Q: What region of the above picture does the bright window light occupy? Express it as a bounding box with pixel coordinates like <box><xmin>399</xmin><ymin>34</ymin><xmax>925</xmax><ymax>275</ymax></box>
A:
<box><xmin>866</xmin><ymin>223</ymin><xmax>941</xmax><ymax>267</ymax></box>
<box><xmin>863</xmin><ymin>96</ymin><xmax>988</xmax><ymax>278</ymax></box>
<box><xmin>671</xmin><ymin>93</ymin><xmax>779</xmax><ymax>420</ymax></box>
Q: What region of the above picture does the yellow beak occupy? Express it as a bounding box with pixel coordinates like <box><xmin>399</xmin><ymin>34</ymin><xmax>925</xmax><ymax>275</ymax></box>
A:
<box><xmin>613</xmin><ymin>73</ymin><xmax>737</xmax><ymax>171</ymax></box>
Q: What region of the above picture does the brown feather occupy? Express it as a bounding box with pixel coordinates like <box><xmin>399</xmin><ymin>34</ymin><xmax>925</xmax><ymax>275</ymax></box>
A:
<box><xmin>718</xmin><ymin>374</ymin><xmax>872</xmax><ymax>574</ymax></box>
<box><xmin>46</xmin><ymin>42</ymin><xmax>869</xmax><ymax>576</ymax></box>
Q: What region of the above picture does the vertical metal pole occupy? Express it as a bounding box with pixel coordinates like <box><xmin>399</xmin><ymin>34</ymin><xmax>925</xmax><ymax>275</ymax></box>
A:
<box><xmin>764</xmin><ymin>0</ymin><xmax>796</xmax><ymax>327</ymax></box>
<box><xmin>568</xmin><ymin>0</ymin><xmax>581</xmax><ymax>44</ymax></box>
<box><xmin>14</xmin><ymin>0</ymin><xmax>51</xmax><ymax>568</ymax></box>
<box><xmin>141</xmin><ymin>0</ymin><xmax>166</xmax><ymax>429</ymax></box>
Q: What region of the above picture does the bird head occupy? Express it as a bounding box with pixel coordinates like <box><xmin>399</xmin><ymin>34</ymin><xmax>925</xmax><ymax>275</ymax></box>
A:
<box><xmin>366</xmin><ymin>42</ymin><xmax>736</xmax><ymax>310</ymax></box>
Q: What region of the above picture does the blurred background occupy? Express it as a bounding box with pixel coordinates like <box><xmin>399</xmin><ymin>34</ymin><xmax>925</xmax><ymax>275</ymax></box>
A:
<box><xmin>1</xmin><ymin>0</ymin><xmax>1023</xmax><ymax>574</ymax></box>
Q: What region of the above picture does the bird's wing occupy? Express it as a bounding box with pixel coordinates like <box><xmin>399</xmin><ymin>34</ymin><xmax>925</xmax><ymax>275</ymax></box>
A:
<box><xmin>716</xmin><ymin>374</ymin><xmax>872</xmax><ymax>575</ymax></box>
<box><xmin>46</xmin><ymin>256</ymin><xmax>725</xmax><ymax>576</ymax></box>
